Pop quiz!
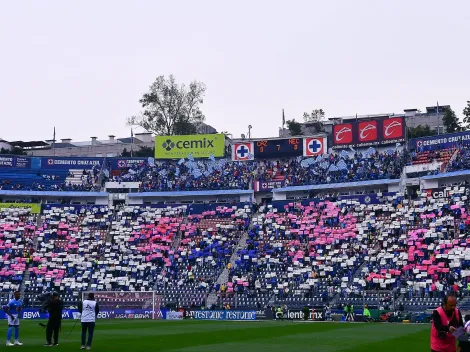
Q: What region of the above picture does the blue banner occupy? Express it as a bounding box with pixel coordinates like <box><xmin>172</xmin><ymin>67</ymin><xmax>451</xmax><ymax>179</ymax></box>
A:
<box><xmin>254</xmin><ymin>180</ymin><xmax>285</xmax><ymax>192</ymax></box>
<box><xmin>193</xmin><ymin>310</ymin><xmax>256</xmax><ymax>321</ymax></box>
<box><xmin>0</xmin><ymin>156</ymin><xmax>32</xmax><ymax>168</ymax></box>
<box><xmin>41</xmin><ymin>157</ymin><xmax>104</xmax><ymax>169</ymax></box>
<box><xmin>410</xmin><ymin>131</ymin><xmax>470</xmax><ymax>151</ymax></box>
<box><xmin>109</xmin><ymin>158</ymin><xmax>147</xmax><ymax>169</ymax></box>
<box><xmin>336</xmin><ymin>192</ymin><xmax>397</xmax><ymax>205</ymax></box>
<box><xmin>0</xmin><ymin>308</ymin><xmax>166</xmax><ymax>320</ymax></box>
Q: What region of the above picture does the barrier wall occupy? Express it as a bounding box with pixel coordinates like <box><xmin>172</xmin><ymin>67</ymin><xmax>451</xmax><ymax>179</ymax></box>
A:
<box><xmin>0</xmin><ymin>309</ymin><xmax>165</xmax><ymax>320</ymax></box>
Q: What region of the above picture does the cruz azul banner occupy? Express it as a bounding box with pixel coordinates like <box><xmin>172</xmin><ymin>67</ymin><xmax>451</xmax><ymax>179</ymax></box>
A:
<box><xmin>253</xmin><ymin>180</ymin><xmax>285</xmax><ymax>192</ymax></box>
<box><xmin>41</xmin><ymin>157</ymin><xmax>103</xmax><ymax>169</ymax></box>
<box><xmin>109</xmin><ymin>158</ymin><xmax>147</xmax><ymax>169</ymax></box>
<box><xmin>332</xmin><ymin>117</ymin><xmax>405</xmax><ymax>149</ymax></box>
<box><xmin>155</xmin><ymin>134</ymin><xmax>225</xmax><ymax>159</ymax></box>
<box><xmin>411</xmin><ymin>130</ymin><xmax>470</xmax><ymax>151</ymax></box>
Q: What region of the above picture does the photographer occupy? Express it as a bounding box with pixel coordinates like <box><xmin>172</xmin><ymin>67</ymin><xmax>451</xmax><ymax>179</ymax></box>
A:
<box><xmin>431</xmin><ymin>294</ymin><xmax>463</xmax><ymax>352</ymax></box>
<box><xmin>44</xmin><ymin>292</ymin><xmax>63</xmax><ymax>347</ymax></box>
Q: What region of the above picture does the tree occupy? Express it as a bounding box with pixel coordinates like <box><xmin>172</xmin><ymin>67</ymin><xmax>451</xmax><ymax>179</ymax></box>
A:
<box><xmin>121</xmin><ymin>148</ymin><xmax>130</xmax><ymax>157</ymax></box>
<box><xmin>121</xmin><ymin>146</ymin><xmax>155</xmax><ymax>157</ymax></box>
<box><xmin>286</xmin><ymin>119</ymin><xmax>302</xmax><ymax>136</ymax></box>
<box><xmin>442</xmin><ymin>108</ymin><xmax>462</xmax><ymax>133</ymax></box>
<box><xmin>0</xmin><ymin>147</ymin><xmax>26</xmax><ymax>155</ymax></box>
<box><xmin>463</xmin><ymin>101</ymin><xmax>470</xmax><ymax>128</ymax></box>
<box><xmin>127</xmin><ymin>75</ymin><xmax>206</xmax><ymax>136</ymax></box>
<box><xmin>303</xmin><ymin>109</ymin><xmax>325</xmax><ymax>123</ymax></box>
<box><xmin>133</xmin><ymin>146</ymin><xmax>155</xmax><ymax>157</ymax></box>
<box><xmin>407</xmin><ymin>125</ymin><xmax>437</xmax><ymax>139</ymax></box>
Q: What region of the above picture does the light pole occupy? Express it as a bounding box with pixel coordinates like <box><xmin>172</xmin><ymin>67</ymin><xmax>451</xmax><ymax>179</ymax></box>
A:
<box><xmin>248</xmin><ymin>125</ymin><xmax>252</xmax><ymax>139</ymax></box>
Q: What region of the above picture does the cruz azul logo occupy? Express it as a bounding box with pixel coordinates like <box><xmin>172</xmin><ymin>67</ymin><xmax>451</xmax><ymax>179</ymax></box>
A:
<box><xmin>333</xmin><ymin>124</ymin><xmax>353</xmax><ymax>144</ymax></box>
<box><xmin>358</xmin><ymin>121</ymin><xmax>377</xmax><ymax>142</ymax></box>
<box><xmin>303</xmin><ymin>138</ymin><xmax>326</xmax><ymax>156</ymax></box>
<box><xmin>383</xmin><ymin>118</ymin><xmax>404</xmax><ymax>139</ymax></box>
<box><xmin>232</xmin><ymin>142</ymin><xmax>254</xmax><ymax>161</ymax></box>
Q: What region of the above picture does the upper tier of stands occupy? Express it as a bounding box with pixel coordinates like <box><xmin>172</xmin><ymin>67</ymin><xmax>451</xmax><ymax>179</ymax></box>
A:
<box><xmin>1</xmin><ymin>143</ymin><xmax>470</xmax><ymax>194</ymax></box>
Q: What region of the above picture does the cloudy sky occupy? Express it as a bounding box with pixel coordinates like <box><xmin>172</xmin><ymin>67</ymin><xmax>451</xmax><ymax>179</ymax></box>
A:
<box><xmin>1</xmin><ymin>0</ymin><xmax>469</xmax><ymax>142</ymax></box>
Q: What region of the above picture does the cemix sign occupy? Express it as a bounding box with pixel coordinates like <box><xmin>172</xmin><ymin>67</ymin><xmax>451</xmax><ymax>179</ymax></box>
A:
<box><xmin>155</xmin><ymin>134</ymin><xmax>225</xmax><ymax>159</ymax></box>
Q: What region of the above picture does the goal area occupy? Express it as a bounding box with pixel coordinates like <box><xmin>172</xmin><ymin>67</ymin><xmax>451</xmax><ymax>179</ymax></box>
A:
<box><xmin>81</xmin><ymin>291</ymin><xmax>162</xmax><ymax>320</ymax></box>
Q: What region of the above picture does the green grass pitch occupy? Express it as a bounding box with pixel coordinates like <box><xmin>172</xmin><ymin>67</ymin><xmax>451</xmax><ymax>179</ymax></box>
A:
<box><xmin>3</xmin><ymin>320</ymin><xmax>431</xmax><ymax>351</ymax></box>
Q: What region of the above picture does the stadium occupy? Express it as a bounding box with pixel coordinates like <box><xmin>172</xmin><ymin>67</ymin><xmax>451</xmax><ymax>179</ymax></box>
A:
<box><xmin>2</xmin><ymin>2</ymin><xmax>470</xmax><ymax>351</ymax></box>
<box><xmin>2</xmin><ymin>111</ymin><xmax>470</xmax><ymax>351</ymax></box>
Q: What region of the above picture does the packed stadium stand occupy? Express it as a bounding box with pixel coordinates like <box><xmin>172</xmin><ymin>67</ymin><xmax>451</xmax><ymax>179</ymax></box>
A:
<box><xmin>2</xmin><ymin>130</ymin><xmax>470</xmax><ymax>317</ymax></box>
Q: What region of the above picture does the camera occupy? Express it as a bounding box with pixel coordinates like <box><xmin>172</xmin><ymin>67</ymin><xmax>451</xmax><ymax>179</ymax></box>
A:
<box><xmin>37</xmin><ymin>292</ymin><xmax>52</xmax><ymax>313</ymax></box>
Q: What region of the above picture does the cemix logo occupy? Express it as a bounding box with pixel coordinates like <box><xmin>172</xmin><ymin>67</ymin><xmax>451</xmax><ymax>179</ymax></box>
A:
<box><xmin>358</xmin><ymin>121</ymin><xmax>377</xmax><ymax>142</ymax></box>
<box><xmin>383</xmin><ymin>118</ymin><xmax>403</xmax><ymax>139</ymax></box>
<box><xmin>334</xmin><ymin>124</ymin><xmax>353</xmax><ymax>144</ymax></box>
<box><xmin>162</xmin><ymin>138</ymin><xmax>215</xmax><ymax>151</ymax></box>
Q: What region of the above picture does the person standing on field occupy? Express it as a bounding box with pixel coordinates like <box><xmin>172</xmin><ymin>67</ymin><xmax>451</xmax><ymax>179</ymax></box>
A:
<box><xmin>431</xmin><ymin>295</ymin><xmax>463</xmax><ymax>352</ymax></box>
<box><xmin>44</xmin><ymin>292</ymin><xmax>64</xmax><ymax>346</ymax></box>
<box><xmin>3</xmin><ymin>291</ymin><xmax>23</xmax><ymax>347</ymax></box>
<box><xmin>78</xmin><ymin>293</ymin><xmax>100</xmax><ymax>350</ymax></box>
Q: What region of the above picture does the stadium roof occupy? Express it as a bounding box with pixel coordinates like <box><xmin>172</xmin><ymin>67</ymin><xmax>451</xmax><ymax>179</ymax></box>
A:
<box><xmin>9</xmin><ymin>140</ymin><xmax>50</xmax><ymax>149</ymax></box>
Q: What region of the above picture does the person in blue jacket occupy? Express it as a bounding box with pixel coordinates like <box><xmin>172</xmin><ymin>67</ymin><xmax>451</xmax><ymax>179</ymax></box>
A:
<box><xmin>2</xmin><ymin>291</ymin><xmax>23</xmax><ymax>346</ymax></box>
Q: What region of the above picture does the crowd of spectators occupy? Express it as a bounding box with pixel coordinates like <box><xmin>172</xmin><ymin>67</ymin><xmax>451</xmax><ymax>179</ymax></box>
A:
<box><xmin>2</xmin><ymin>184</ymin><xmax>470</xmax><ymax>312</ymax></box>
<box><xmin>447</xmin><ymin>146</ymin><xmax>470</xmax><ymax>172</ymax></box>
<box><xmin>110</xmin><ymin>149</ymin><xmax>404</xmax><ymax>192</ymax></box>
<box><xmin>0</xmin><ymin>168</ymin><xmax>100</xmax><ymax>192</ymax></box>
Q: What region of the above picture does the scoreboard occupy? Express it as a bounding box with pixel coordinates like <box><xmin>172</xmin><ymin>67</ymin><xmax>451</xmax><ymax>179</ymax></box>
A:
<box><xmin>253</xmin><ymin>138</ymin><xmax>303</xmax><ymax>158</ymax></box>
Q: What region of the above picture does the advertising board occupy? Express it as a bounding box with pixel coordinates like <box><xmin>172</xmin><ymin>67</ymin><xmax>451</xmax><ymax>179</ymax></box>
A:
<box><xmin>155</xmin><ymin>134</ymin><xmax>225</xmax><ymax>159</ymax></box>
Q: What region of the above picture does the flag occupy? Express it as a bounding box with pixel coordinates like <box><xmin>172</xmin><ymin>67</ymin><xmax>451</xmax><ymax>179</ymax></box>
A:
<box><xmin>282</xmin><ymin>109</ymin><xmax>285</xmax><ymax>127</ymax></box>
<box><xmin>365</xmin><ymin>147</ymin><xmax>376</xmax><ymax>157</ymax></box>
<box><xmin>328</xmin><ymin>164</ymin><xmax>338</xmax><ymax>173</ymax></box>
<box><xmin>340</xmin><ymin>150</ymin><xmax>349</xmax><ymax>159</ymax></box>
<box><xmin>131</xmin><ymin>128</ymin><xmax>134</xmax><ymax>157</ymax></box>
<box><xmin>437</xmin><ymin>101</ymin><xmax>439</xmax><ymax>115</ymax></box>
<box><xmin>336</xmin><ymin>160</ymin><xmax>348</xmax><ymax>170</ymax></box>
<box><xmin>52</xmin><ymin>127</ymin><xmax>56</xmax><ymax>156</ymax></box>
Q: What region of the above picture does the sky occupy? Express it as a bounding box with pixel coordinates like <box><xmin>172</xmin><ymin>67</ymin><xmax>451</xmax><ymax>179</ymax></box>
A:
<box><xmin>1</xmin><ymin>0</ymin><xmax>469</xmax><ymax>142</ymax></box>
